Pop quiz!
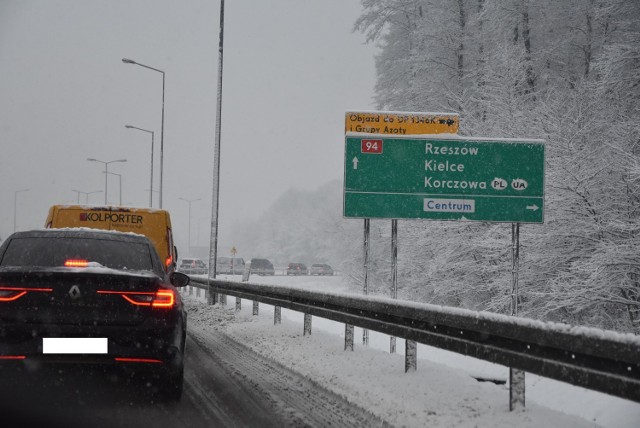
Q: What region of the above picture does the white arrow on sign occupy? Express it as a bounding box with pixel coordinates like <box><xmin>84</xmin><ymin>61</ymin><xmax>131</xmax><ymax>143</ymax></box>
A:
<box><xmin>526</xmin><ymin>205</ymin><xmax>539</xmax><ymax>211</ymax></box>
<box><xmin>352</xmin><ymin>157</ymin><xmax>359</xmax><ymax>170</ymax></box>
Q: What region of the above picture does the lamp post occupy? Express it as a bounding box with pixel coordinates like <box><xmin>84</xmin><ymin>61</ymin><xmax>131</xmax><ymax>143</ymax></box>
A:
<box><xmin>87</xmin><ymin>158</ymin><xmax>126</xmax><ymax>204</ymax></box>
<box><xmin>72</xmin><ymin>189</ymin><xmax>102</xmax><ymax>204</ymax></box>
<box><xmin>197</xmin><ymin>217</ymin><xmax>210</xmax><ymax>247</ymax></box>
<box><xmin>13</xmin><ymin>188</ymin><xmax>29</xmax><ymax>232</ymax></box>
<box><xmin>125</xmin><ymin>125</ymin><xmax>154</xmax><ymax>207</ymax></box>
<box><xmin>102</xmin><ymin>171</ymin><xmax>123</xmax><ymax>205</ymax></box>
<box><xmin>209</xmin><ymin>0</ymin><xmax>225</xmax><ymax>289</ymax></box>
<box><xmin>178</xmin><ymin>197</ymin><xmax>200</xmax><ymax>251</ymax></box>
<box><xmin>122</xmin><ymin>58</ymin><xmax>165</xmax><ymax>208</ymax></box>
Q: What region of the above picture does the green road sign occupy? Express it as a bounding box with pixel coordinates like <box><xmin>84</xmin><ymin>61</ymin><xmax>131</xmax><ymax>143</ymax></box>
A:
<box><xmin>344</xmin><ymin>136</ymin><xmax>545</xmax><ymax>223</ymax></box>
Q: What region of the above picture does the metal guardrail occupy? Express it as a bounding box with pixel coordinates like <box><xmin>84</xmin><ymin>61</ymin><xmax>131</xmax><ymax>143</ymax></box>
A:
<box><xmin>183</xmin><ymin>268</ymin><xmax>343</xmax><ymax>276</ymax></box>
<box><xmin>188</xmin><ymin>278</ymin><xmax>640</xmax><ymax>403</ymax></box>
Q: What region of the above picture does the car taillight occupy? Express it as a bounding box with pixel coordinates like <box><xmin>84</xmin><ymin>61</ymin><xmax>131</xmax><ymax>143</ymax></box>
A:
<box><xmin>151</xmin><ymin>290</ymin><xmax>175</xmax><ymax>307</ymax></box>
<box><xmin>165</xmin><ymin>256</ymin><xmax>172</xmax><ymax>268</ymax></box>
<box><xmin>97</xmin><ymin>288</ymin><xmax>176</xmax><ymax>308</ymax></box>
<box><xmin>64</xmin><ymin>259</ymin><xmax>89</xmax><ymax>267</ymax></box>
<box><xmin>0</xmin><ymin>286</ymin><xmax>53</xmax><ymax>302</ymax></box>
<box><xmin>115</xmin><ymin>357</ymin><xmax>163</xmax><ymax>364</ymax></box>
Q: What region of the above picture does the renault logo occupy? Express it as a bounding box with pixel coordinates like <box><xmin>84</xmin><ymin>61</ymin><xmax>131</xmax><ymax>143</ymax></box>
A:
<box><xmin>68</xmin><ymin>285</ymin><xmax>81</xmax><ymax>300</ymax></box>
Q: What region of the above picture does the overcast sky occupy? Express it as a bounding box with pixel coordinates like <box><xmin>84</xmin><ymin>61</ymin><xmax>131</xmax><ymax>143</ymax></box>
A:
<box><xmin>0</xmin><ymin>0</ymin><xmax>376</xmax><ymax>252</ymax></box>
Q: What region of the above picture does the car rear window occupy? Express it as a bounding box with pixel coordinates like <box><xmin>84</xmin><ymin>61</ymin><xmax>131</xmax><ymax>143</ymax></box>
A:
<box><xmin>252</xmin><ymin>259</ymin><xmax>272</xmax><ymax>268</ymax></box>
<box><xmin>1</xmin><ymin>236</ymin><xmax>154</xmax><ymax>271</ymax></box>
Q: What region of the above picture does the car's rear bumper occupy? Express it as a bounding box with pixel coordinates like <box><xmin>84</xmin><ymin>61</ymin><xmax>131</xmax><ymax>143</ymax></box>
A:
<box><xmin>0</xmin><ymin>317</ymin><xmax>185</xmax><ymax>371</ymax></box>
<box><xmin>252</xmin><ymin>270</ymin><xmax>274</xmax><ymax>275</ymax></box>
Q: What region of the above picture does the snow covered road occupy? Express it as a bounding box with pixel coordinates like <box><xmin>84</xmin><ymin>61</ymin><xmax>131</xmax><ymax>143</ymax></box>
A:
<box><xmin>187</xmin><ymin>323</ymin><xmax>388</xmax><ymax>427</ymax></box>
<box><xmin>2</xmin><ymin>326</ymin><xmax>384</xmax><ymax>428</ymax></box>
<box><xmin>184</xmin><ymin>274</ymin><xmax>640</xmax><ymax>427</ymax></box>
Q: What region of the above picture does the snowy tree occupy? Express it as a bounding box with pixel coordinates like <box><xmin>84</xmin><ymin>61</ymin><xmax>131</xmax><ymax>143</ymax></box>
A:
<box><xmin>353</xmin><ymin>0</ymin><xmax>640</xmax><ymax>332</ymax></box>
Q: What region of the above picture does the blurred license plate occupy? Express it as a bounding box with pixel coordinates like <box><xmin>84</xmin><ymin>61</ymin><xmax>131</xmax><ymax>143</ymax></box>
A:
<box><xmin>42</xmin><ymin>338</ymin><xmax>108</xmax><ymax>354</ymax></box>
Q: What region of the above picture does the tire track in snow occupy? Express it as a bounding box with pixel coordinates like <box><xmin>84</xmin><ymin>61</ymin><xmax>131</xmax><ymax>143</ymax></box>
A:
<box><xmin>188</xmin><ymin>324</ymin><xmax>391</xmax><ymax>427</ymax></box>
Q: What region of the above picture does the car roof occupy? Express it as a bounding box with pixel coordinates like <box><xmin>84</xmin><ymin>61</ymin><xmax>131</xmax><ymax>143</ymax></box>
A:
<box><xmin>9</xmin><ymin>228</ymin><xmax>150</xmax><ymax>243</ymax></box>
<box><xmin>2</xmin><ymin>228</ymin><xmax>165</xmax><ymax>277</ymax></box>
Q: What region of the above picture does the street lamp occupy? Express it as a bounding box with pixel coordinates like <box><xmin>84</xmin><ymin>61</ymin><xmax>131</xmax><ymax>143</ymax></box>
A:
<box><xmin>87</xmin><ymin>158</ymin><xmax>127</xmax><ymax>204</ymax></box>
<box><xmin>13</xmin><ymin>188</ymin><xmax>29</xmax><ymax>232</ymax></box>
<box><xmin>178</xmin><ymin>197</ymin><xmax>201</xmax><ymax>251</ymax></box>
<box><xmin>102</xmin><ymin>171</ymin><xmax>123</xmax><ymax>205</ymax></box>
<box><xmin>72</xmin><ymin>189</ymin><xmax>102</xmax><ymax>204</ymax></box>
<box><xmin>125</xmin><ymin>125</ymin><xmax>154</xmax><ymax>207</ymax></box>
<box><xmin>122</xmin><ymin>58</ymin><xmax>165</xmax><ymax>208</ymax></box>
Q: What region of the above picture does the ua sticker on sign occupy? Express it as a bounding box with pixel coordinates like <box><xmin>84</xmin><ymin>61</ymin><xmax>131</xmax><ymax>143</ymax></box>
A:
<box><xmin>361</xmin><ymin>139</ymin><xmax>383</xmax><ymax>154</ymax></box>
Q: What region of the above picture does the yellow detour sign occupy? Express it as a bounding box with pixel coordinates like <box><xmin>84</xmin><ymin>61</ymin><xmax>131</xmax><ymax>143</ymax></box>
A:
<box><xmin>345</xmin><ymin>111</ymin><xmax>459</xmax><ymax>135</ymax></box>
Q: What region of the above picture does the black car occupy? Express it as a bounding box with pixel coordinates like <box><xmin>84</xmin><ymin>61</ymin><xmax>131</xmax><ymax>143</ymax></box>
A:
<box><xmin>249</xmin><ymin>258</ymin><xmax>275</xmax><ymax>275</ymax></box>
<box><xmin>0</xmin><ymin>228</ymin><xmax>190</xmax><ymax>401</ymax></box>
<box><xmin>286</xmin><ymin>262</ymin><xmax>308</xmax><ymax>275</ymax></box>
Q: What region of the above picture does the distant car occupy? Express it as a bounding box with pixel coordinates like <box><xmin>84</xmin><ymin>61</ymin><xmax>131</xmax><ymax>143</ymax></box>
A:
<box><xmin>0</xmin><ymin>228</ymin><xmax>190</xmax><ymax>401</ymax></box>
<box><xmin>178</xmin><ymin>258</ymin><xmax>208</xmax><ymax>275</ymax></box>
<box><xmin>286</xmin><ymin>262</ymin><xmax>308</xmax><ymax>275</ymax></box>
<box><xmin>250</xmin><ymin>258</ymin><xmax>275</xmax><ymax>276</ymax></box>
<box><xmin>216</xmin><ymin>257</ymin><xmax>245</xmax><ymax>275</ymax></box>
<box><xmin>310</xmin><ymin>263</ymin><xmax>334</xmax><ymax>276</ymax></box>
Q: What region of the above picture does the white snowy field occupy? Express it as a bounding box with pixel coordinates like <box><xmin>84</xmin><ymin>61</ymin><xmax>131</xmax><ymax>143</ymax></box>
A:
<box><xmin>184</xmin><ymin>274</ymin><xmax>640</xmax><ymax>427</ymax></box>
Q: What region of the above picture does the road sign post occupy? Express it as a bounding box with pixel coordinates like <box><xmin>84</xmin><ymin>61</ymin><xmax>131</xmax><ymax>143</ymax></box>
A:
<box><xmin>345</xmin><ymin>111</ymin><xmax>463</xmax><ymax>354</ymax></box>
<box><xmin>342</xmin><ymin>128</ymin><xmax>544</xmax><ymax>411</ymax></box>
<box><xmin>344</xmin><ymin>135</ymin><xmax>544</xmax><ymax>223</ymax></box>
<box><xmin>510</xmin><ymin>222</ymin><xmax>525</xmax><ymax>410</ymax></box>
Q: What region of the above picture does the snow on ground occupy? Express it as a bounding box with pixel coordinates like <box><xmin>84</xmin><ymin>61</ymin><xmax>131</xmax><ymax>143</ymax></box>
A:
<box><xmin>184</xmin><ymin>274</ymin><xmax>640</xmax><ymax>427</ymax></box>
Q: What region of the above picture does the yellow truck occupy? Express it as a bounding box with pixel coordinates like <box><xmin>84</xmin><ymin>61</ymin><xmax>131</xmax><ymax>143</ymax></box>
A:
<box><xmin>45</xmin><ymin>205</ymin><xmax>178</xmax><ymax>273</ymax></box>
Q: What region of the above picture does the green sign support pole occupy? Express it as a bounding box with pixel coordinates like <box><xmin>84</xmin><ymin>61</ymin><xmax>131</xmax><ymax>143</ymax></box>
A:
<box><xmin>363</xmin><ymin>218</ymin><xmax>370</xmax><ymax>346</ymax></box>
<box><xmin>510</xmin><ymin>222</ymin><xmax>525</xmax><ymax>410</ymax></box>
<box><xmin>390</xmin><ymin>219</ymin><xmax>398</xmax><ymax>354</ymax></box>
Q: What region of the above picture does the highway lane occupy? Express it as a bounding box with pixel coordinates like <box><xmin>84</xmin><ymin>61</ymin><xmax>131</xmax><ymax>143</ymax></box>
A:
<box><xmin>1</xmin><ymin>325</ymin><xmax>387</xmax><ymax>428</ymax></box>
